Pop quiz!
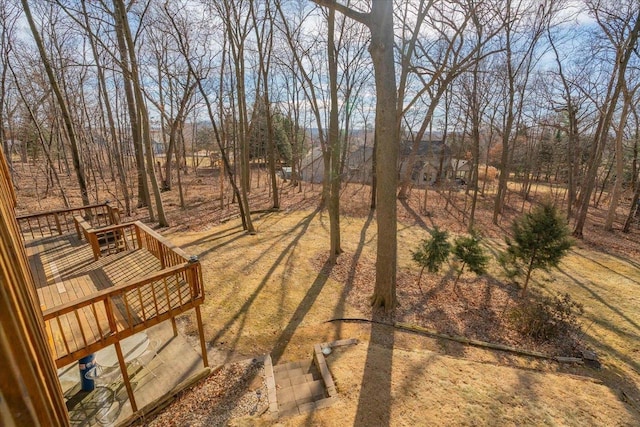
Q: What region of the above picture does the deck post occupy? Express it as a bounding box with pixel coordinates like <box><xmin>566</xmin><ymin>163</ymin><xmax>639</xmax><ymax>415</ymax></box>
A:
<box><xmin>54</xmin><ymin>214</ymin><xmax>62</xmax><ymax>235</ymax></box>
<box><xmin>134</xmin><ymin>223</ymin><xmax>142</xmax><ymax>249</ymax></box>
<box><xmin>114</xmin><ymin>341</ymin><xmax>138</xmax><ymax>412</ymax></box>
<box><xmin>195</xmin><ymin>306</ymin><xmax>208</xmax><ymax>368</ymax></box>
<box><xmin>171</xmin><ymin>317</ymin><xmax>178</xmax><ymax>337</ymax></box>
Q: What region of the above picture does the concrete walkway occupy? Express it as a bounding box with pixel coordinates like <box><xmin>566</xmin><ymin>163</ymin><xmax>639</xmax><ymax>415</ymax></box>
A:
<box><xmin>58</xmin><ymin>321</ymin><xmax>206</xmax><ymax>426</ymax></box>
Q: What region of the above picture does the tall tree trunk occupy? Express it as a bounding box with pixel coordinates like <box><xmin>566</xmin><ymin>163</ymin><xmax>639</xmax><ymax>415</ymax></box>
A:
<box><xmin>604</xmin><ymin>90</ymin><xmax>632</xmax><ymax>231</ymax></box>
<box><xmin>22</xmin><ymin>0</ymin><xmax>90</xmax><ymax>206</ymax></box>
<box><xmin>82</xmin><ymin>2</ymin><xmax>131</xmax><ymax>215</ymax></box>
<box><xmin>574</xmin><ymin>7</ymin><xmax>640</xmax><ymax>238</ymax></box>
<box><xmin>468</xmin><ymin>64</ymin><xmax>481</xmax><ymax>232</ymax></box>
<box><xmin>368</xmin><ymin>1</ymin><xmax>398</xmax><ymax>310</ymax></box>
<box><xmin>251</xmin><ymin>2</ymin><xmax>279</xmax><ymax>210</ymax></box>
<box><xmin>115</xmin><ymin>0</ymin><xmax>168</xmax><ymax>226</ymax></box>
<box><xmin>327</xmin><ymin>7</ymin><xmax>342</xmax><ymax>261</ymax></box>
<box><xmin>315</xmin><ymin>0</ymin><xmax>398</xmax><ymax>309</ymax></box>
<box><xmin>224</xmin><ymin>2</ymin><xmax>255</xmax><ymax>233</ymax></box>
<box><xmin>112</xmin><ymin>0</ymin><xmax>152</xmax><ymax>215</ymax></box>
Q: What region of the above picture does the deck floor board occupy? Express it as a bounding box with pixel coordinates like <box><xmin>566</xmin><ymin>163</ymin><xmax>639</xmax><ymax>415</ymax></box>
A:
<box><xmin>27</xmin><ymin>234</ymin><xmax>167</xmax><ymax>363</ymax></box>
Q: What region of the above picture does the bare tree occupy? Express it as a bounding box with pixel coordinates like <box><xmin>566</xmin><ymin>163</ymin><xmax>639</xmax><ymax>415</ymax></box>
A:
<box><xmin>327</xmin><ymin>5</ymin><xmax>342</xmax><ymax>260</ymax></box>
<box><xmin>213</xmin><ymin>0</ymin><xmax>255</xmax><ymax>233</ymax></box>
<box><xmin>0</xmin><ymin>2</ymin><xmax>20</xmax><ymax>177</ymax></box>
<box><xmin>250</xmin><ymin>0</ymin><xmax>280</xmax><ymax>210</ymax></box>
<box><xmin>492</xmin><ymin>0</ymin><xmax>554</xmax><ymax>225</ymax></box>
<box><xmin>604</xmin><ymin>79</ymin><xmax>637</xmax><ymax>230</ymax></box>
<box><xmin>163</xmin><ymin>1</ymin><xmax>253</xmax><ymax>231</ymax></box>
<box><xmin>314</xmin><ymin>0</ymin><xmax>399</xmax><ymax>311</ymax></box>
<box><xmin>397</xmin><ymin>0</ymin><xmax>502</xmax><ymax>200</ymax></box>
<box><xmin>573</xmin><ymin>0</ymin><xmax>640</xmax><ymax>238</ymax></box>
<box><xmin>21</xmin><ymin>0</ymin><xmax>90</xmax><ymax>206</ymax></box>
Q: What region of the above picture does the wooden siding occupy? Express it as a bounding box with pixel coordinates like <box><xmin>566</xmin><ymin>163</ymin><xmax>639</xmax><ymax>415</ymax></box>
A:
<box><xmin>0</xmin><ymin>149</ymin><xmax>69</xmax><ymax>426</ymax></box>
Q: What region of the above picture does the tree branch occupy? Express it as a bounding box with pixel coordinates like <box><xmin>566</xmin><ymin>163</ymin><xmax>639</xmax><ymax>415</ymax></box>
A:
<box><xmin>311</xmin><ymin>0</ymin><xmax>371</xmax><ymax>26</ymax></box>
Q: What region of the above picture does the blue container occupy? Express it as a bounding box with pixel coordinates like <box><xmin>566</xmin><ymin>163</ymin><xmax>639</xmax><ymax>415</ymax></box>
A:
<box><xmin>79</xmin><ymin>354</ymin><xmax>96</xmax><ymax>391</ymax></box>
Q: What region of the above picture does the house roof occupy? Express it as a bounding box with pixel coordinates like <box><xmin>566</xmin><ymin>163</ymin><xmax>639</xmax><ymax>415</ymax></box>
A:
<box><xmin>399</xmin><ymin>139</ymin><xmax>450</xmax><ymax>158</ymax></box>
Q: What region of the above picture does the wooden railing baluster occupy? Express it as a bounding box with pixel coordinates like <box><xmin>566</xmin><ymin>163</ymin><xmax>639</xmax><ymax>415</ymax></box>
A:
<box><xmin>26</xmin><ymin>206</ymin><xmax>205</xmax><ymax>368</ymax></box>
<box><xmin>74</xmin><ymin>310</ymin><xmax>88</xmax><ymax>348</ymax></box>
<box><xmin>56</xmin><ymin>317</ymin><xmax>71</xmax><ymax>356</ymax></box>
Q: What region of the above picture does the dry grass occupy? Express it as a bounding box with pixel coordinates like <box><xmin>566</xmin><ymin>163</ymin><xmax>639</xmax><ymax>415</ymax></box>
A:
<box><xmin>165</xmin><ymin>205</ymin><xmax>639</xmax><ymax>425</ymax></box>
<box><xmin>11</xmin><ymin>161</ymin><xmax>640</xmax><ymax>424</ymax></box>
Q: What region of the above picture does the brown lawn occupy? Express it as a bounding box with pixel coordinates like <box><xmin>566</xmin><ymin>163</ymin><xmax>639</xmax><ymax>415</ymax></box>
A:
<box><xmin>12</xmin><ymin>162</ymin><xmax>640</xmax><ymax>425</ymax></box>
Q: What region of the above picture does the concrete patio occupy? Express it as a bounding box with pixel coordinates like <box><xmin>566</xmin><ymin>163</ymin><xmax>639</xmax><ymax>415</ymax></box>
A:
<box><xmin>58</xmin><ymin>321</ymin><xmax>206</xmax><ymax>426</ymax></box>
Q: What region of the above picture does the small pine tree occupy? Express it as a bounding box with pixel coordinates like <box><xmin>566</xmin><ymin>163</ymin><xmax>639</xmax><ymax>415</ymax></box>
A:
<box><xmin>412</xmin><ymin>227</ymin><xmax>451</xmax><ymax>294</ymax></box>
<box><xmin>452</xmin><ymin>233</ymin><xmax>489</xmax><ymax>293</ymax></box>
<box><xmin>502</xmin><ymin>202</ymin><xmax>573</xmax><ymax>294</ymax></box>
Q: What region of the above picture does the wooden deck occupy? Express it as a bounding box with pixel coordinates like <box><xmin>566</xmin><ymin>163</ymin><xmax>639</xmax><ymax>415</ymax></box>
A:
<box><xmin>17</xmin><ymin>204</ymin><xmax>208</xmax><ymax>414</ymax></box>
<box><xmin>21</xmin><ymin>214</ymin><xmax>206</xmax><ymax>369</ymax></box>
<box><xmin>28</xmin><ymin>235</ymin><xmax>160</xmax><ymax>310</ymax></box>
<box><xmin>27</xmin><ymin>234</ymin><xmax>160</xmax><ymax>362</ymax></box>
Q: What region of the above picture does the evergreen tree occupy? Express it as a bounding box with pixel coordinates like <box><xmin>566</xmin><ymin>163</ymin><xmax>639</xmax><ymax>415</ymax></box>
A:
<box><xmin>412</xmin><ymin>227</ymin><xmax>451</xmax><ymax>294</ymax></box>
<box><xmin>452</xmin><ymin>233</ymin><xmax>489</xmax><ymax>293</ymax></box>
<box><xmin>501</xmin><ymin>202</ymin><xmax>573</xmax><ymax>294</ymax></box>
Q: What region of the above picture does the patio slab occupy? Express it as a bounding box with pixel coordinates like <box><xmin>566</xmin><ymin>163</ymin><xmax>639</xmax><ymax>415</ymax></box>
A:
<box><xmin>58</xmin><ymin>320</ymin><xmax>206</xmax><ymax>426</ymax></box>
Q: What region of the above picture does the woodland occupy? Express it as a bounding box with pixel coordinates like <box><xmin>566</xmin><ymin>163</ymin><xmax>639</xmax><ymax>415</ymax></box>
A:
<box><xmin>3</xmin><ymin>0</ymin><xmax>640</xmax><ymax>423</ymax></box>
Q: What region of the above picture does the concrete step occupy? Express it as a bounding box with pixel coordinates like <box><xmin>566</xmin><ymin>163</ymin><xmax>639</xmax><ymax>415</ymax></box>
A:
<box><xmin>276</xmin><ymin>379</ymin><xmax>327</xmax><ymax>409</ymax></box>
<box><xmin>272</xmin><ymin>359</ymin><xmax>313</xmax><ymax>373</ymax></box>
<box><xmin>274</xmin><ymin>372</ymin><xmax>315</xmax><ymax>388</ymax></box>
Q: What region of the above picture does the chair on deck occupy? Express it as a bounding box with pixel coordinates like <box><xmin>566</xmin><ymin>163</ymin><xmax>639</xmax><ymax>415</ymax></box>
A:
<box><xmin>84</xmin><ymin>363</ymin><xmax>128</xmax><ymax>425</ymax></box>
<box><xmin>85</xmin><ymin>364</ymin><xmax>122</xmax><ymax>393</ymax></box>
<box><xmin>129</xmin><ymin>339</ymin><xmax>165</xmax><ymax>381</ymax></box>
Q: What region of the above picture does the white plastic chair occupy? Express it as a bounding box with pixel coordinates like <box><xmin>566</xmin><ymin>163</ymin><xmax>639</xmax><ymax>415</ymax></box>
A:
<box><xmin>94</xmin><ymin>399</ymin><xmax>121</xmax><ymax>426</ymax></box>
<box><xmin>84</xmin><ymin>365</ymin><xmax>123</xmax><ymax>425</ymax></box>
<box><xmin>129</xmin><ymin>339</ymin><xmax>164</xmax><ymax>381</ymax></box>
<box><xmin>85</xmin><ymin>364</ymin><xmax>122</xmax><ymax>396</ymax></box>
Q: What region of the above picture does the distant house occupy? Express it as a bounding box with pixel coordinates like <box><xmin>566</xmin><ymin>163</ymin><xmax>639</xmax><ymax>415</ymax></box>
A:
<box><xmin>398</xmin><ymin>139</ymin><xmax>453</xmax><ymax>186</ymax></box>
<box><xmin>299</xmin><ymin>138</ymin><xmax>460</xmax><ymax>186</ymax></box>
<box><xmin>280</xmin><ymin>166</ymin><xmax>292</xmax><ymax>180</ymax></box>
<box><xmin>300</xmin><ymin>146</ymin><xmax>325</xmax><ymax>183</ymax></box>
<box><xmin>299</xmin><ymin>143</ymin><xmax>375</xmax><ymax>184</ymax></box>
<box><xmin>151</xmin><ymin>140</ymin><xmax>164</xmax><ymax>155</ymax></box>
<box><xmin>451</xmin><ymin>159</ymin><xmax>471</xmax><ymax>181</ymax></box>
<box><xmin>344</xmin><ymin>145</ymin><xmax>375</xmax><ymax>184</ymax></box>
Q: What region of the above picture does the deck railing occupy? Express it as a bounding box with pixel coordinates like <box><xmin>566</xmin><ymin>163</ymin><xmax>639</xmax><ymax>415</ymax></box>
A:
<box><xmin>74</xmin><ymin>220</ymin><xmax>193</xmax><ymax>266</ymax></box>
<box><xmin>42</xmin><ymin>259</ymin><xmax>203</xmax><ymax>368</ymax></box>
<box><xmin>21</xmin><ymin>206</ymin><xmax>206</xmax><ymax>368</ymax></box>
<box><xmin>17</xmin><ymin>203</ymin><xmax>120</xmax><ymax>240</ymax></box>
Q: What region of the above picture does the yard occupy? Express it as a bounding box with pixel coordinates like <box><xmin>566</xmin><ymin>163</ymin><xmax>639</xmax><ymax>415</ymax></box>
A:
<box><xmin>12</xmin><ymin>165</ymin><xmax>640</xmax><ymax>425</ymax></box>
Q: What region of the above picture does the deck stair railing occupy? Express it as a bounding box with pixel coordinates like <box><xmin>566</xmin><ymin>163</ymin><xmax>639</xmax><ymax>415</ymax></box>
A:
<box><xmin>17</xmin><ymin>203</ymin><xmax>120</xmax><ymax>240</ymax></box>
<box><xmin>39</xmin><ymin>220</ymin><xmax>204</xmax><ymax>368</ymax></box>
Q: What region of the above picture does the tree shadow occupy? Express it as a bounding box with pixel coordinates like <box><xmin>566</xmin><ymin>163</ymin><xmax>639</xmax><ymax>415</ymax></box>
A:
<box><xmin>400</xmin><ymin>197</ymin><xmax>431</xmax><ymax>230</ymax></box>
<box><xmin>354</xmin><ymin>311</ymin><xmax>395</xmax><ymax>427</ymax></box>
<box><xmin>208</xmin><ymin>208</ymin><xmax>320</xmax><ymax>357</ymax></box>
<box><xmin>270</xmin><ymin>258</ymin><xmax>333</xmax><ymax>363</ymax></box>
<box><xmin>573</xmin><ymin>250</ymin><xmax>640</xmax><ymax>286</ymax></box>
<box><xmin>556</xmin><ymin>267</ymin><xmax>640</xmax><ymax>333</ymax></box>
<box><xmin>331</xmin><ymin>210</ymin><xmax>375</xmax><ymax>337</ymax></box>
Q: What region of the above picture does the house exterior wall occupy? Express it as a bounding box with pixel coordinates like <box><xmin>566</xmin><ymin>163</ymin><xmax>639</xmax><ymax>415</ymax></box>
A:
<box><xmin>0</xmin><ymin>149</ymin><xmax>69</xmax><ymax>426</ymax></box>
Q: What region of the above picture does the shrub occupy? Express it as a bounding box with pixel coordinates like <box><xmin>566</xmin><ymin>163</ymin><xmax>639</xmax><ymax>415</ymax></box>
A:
<box><xmin>501</xmin><ymin>201</ymin><xmax>573</xmax><ymax>294</ymax></box>
<box><xmin>412</xmin><ymin>227</ymin><xmax>451</xmax><ymax>274</ymax></box>
<box><xmin>509</xmin><ymin>293</ymin><xmax>584</xmax><ymax>341</ymax></box>
<box><xmin>451</xmin><ymin>233</ymin><xmax>489</xmax><ymax>288</ymax></box>
<box><xmin>412</xmin><ymin>227</ymin><xmax>451</xmax><ymax>293</ymax></box>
